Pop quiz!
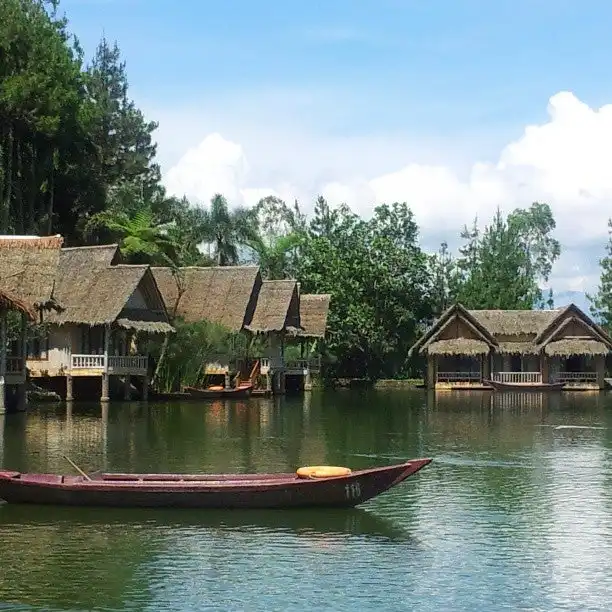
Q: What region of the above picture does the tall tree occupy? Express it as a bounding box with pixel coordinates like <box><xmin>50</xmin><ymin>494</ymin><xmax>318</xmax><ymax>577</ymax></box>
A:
<box><xmin>588</xmin><ymin>219</ymin><xmax>612</xmax><ymax>331</ymax></box>
<box><xmin>454</xmin><ymin>203</ymin><xmax>560</xmax><ymax>309</ymax></box>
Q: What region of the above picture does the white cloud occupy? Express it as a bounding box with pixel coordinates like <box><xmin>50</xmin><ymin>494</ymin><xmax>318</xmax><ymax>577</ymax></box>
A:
<box><xmin>163</xmin><ymin>91</ymin><xmax>612</xmax><ymax>291</ymax></box>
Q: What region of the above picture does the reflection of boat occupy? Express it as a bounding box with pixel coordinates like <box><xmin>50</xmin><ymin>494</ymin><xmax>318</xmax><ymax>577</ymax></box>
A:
<box><xmin>0</xmin><ymin>459</ymin><xmax>431</xmax><ymax>509</ymax></box>
<box><xmin>183</xmin><ymin>383</ymin><xmax>253</xmax><ymax>399</ymax></box>
<box><xmin>484</xmin><ymin>380</ymin><xmax>565</xmax><ymax>392</ymax></box>
<box><xmin>0</xmin><ymin>505</ymin><xmax>414</xmax><ymax>542</ymax></box>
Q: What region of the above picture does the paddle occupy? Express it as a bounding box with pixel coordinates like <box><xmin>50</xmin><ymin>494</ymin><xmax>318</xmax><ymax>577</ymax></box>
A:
<box><xmin>62</xmin><ymin>455</ymin><xmax>92</xmax><ymax>481</ymax></box>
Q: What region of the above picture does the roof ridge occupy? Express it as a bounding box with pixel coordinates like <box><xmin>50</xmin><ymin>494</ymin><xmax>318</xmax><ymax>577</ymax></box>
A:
<box><xmin>61</xmin><ymin>244</ymin><xmax>118</xmax><ymax>251</ymax></box>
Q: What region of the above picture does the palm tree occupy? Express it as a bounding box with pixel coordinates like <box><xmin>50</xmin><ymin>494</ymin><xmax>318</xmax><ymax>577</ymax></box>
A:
<box><xmin>200</xmin><ymin>194</ymin><xmax>259</xmax><ymax>266</ymax></box>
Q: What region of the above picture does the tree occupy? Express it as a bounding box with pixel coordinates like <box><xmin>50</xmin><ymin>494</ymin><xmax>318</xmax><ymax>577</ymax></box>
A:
<box><xmin>454</xmin><ymin>203</ymin><xmax>560</xmax><ymax>309</ymax></box>
<box><xmin>429</xmin><ymin>241</ymin><xmax>458</xmax><ymax>316</ymax></box>
<box><xmin>199</xmin><ymin>194</ymin><xmax>258</xmax><ymax>266</ymax></box>
<box><xmin>296</xmin><ymin>199</ymin><xmax>432</xmax><ymax>380</ymax></box>
<box><xmin>588</xmin><ymin>219</ymin><xmax>612</xmax><ymax>331</ymax></box>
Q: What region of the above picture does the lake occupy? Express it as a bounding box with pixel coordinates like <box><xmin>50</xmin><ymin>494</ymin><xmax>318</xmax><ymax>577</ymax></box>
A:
<box><xmin>1</xmin><ymin>390</ymin><xmax>611</xmax><ymax>611</ymax></box>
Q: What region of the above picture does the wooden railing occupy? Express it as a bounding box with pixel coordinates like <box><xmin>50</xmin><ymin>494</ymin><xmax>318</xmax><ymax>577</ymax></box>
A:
<box><xmin>554</xmin><ymin>372</ymin><xmax>597</xmax><ymax>383</ymax></box>
<box><xmin>437</xmin><ymin>371</ymin><xmax>481</xmax><ymax>382</ymax></box>
<box><xmin>6</xmin><ymin>356</ymin><xmax>24</xmax><ymax>374</ymax></box>
<box><xmin>108</xmin><ymin>355</ymin><xmax>148</xmax><ymax>373</ymax></box>
<box><xmin>285</xmin><ymin>357</ymin><xmax>323</xmax><ymax>372</ymax></box>
<box><xmin>493</xmin><ymin>372</ymin><xmax>542</xmax><ymax>384</ymax></box>
<box><xmin>71</xmin><ymin>354</ymin><xmax>148</xmax><ymax>374</ymax></box>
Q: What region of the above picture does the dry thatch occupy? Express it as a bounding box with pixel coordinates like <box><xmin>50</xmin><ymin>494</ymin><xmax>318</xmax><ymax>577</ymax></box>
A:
<box><xmin>544</xmin><ymin>339</ymin><xmax>609</xmax><ymax>357</ymax></box>
<box><xmin>470</xmin><ymin>309</ymin><xmax>559</xmax><ymax>336</ymax></box>
<box><xmin>427</xmin><ymin>338</ymin><xmax>490</xmax><ymax>355</ymax></box>
<box><xmin>495</xmin><ymin>341</ymin><xmax>541</xmax><ymax>355</ymax></box>
<box><xmin>0</xmin><ymin>289</ymin><xmax>36</xmax><ymax>320</ymax></box>
<box><xmin>297</xmin><ymin>294</ymin><xmax>331</xmax><ymax>338</ymax></box>
<box><xmin>246</xmin><ymin>279</ymin><xmax>301</xmax><ymax>334</ymax></box>
<box><xmin>151</xmin><ymin>266</ymin><xmax>261</xmax><ymax>331</ymax></box>
<box><xmin>0</xmin><ymin>235</ymin><xmax>63</xmax><ymax>310</ymax></box>
<box><xmin>47</xmin><ymin>247</ymin><xmax>172</xmax><ymax>333</ymax></box>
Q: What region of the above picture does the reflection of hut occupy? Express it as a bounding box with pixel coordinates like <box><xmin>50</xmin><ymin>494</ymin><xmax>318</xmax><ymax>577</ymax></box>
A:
<box><xmin>0</xmin><ymin>235</ymin><xmax>63</xmax><ymax>412</ymax></box>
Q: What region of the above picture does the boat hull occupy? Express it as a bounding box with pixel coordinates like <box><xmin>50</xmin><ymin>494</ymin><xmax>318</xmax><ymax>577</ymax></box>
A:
<box><xmin>0</xmin><ymin>459</ymin><xmax>431</xmax><ymax>509</ymax></box>
<box><xmin>485</xmin><ymin>379</ymin><xmax>565</xmax><ymax>391</ymax></box>
<box><xmin>183</xmin><ymin>385</ymin><xmax>253</xmax><ymax>399</ymax></box>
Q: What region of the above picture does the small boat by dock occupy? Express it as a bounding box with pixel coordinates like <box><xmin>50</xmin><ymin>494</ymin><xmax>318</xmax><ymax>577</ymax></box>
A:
<box><xmin>0</xmin><ymin>459</ymin><xmax>431</xmax><ymax>509</ymax></box>
<box><xmin>484</xmin><ymin>379</ymin><xmax>565</xmax><ymax>391</ymax></box>
<box><xmin>183</xmin><ymin>383</ymin><xmax>253</xmax><ymax>399</ymax></box>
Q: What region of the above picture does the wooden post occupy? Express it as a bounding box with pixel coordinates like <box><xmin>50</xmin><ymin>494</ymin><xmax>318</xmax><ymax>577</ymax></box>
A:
<box><xmin>482</xmin><ymin>353</ymin><xmax>491</xmax><ymax>382</ymax></box>
<box><xmin>426</xmin><ymin>354</ymin><xmax>435</xmax><ymax>389</ymax></box>
<box><xmin>304</xmin><ymin>370</ymin><xmax>313</xmax><ymax>391</ymax></box>
<box><xmin>540</xmin><ymin>352</ymin><xmax>549</xmax><ymax>384</ymax></box>
<box><xmin>66</xmin><ymin>374</ymin><xmax>74</xmax><ymax>401</ymax></box>
<box><xmin>18</xmin><ymin>311</ymin><xmax>27</xmax><ymax>411</ymax></box>
<box><xmin>0</xmin><ymin>312</ymin><xmax>7</xmax><ymax>415</ymax></box>
<box><xmin>596</xmin><ymin>355</ymin><xmax>605</xmax><ymax>389</ymax></box>
<box><xmin>101</xmin><ymin>324</ymin><xmax>110</xmax><ymax>402</ymax></box>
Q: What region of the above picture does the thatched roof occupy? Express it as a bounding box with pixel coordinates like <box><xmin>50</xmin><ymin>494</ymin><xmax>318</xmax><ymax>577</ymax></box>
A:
<box><xmin>297</xmin><ymin>294</ymin><xmax>331</xmax><ymax>338</ymax></box>
<box><xmin>411</xmin><ymin>302</ymin><xmax>612</xmax><ymax>358</ymax></box>
<box><xmin>496</xmin><ymin>341</ymin><xmax>541</xmax><ymax>355</ymax></box>
<box><xmin>428</xmin><ymin>338</ymin><xmax>490</xmax><ymax>355</ymax></box>
<box><xmin>0</xmin><ymin>289</ymin><xmax>36</xmax><ymax>320</ymax></box>
<box><xmin>469</xmin><ymin>310</ymin><xmax>559</xmax><ymax>336</ymax></box>
<box><xmin>0</xmin><ymin>235</ymin><xmax>63</xmax><ymax>310</ymax></box>
<box><xmin>246</xmin><ymin>280</ymin><xmax>301</xmax><ymax>334</ymax></box>
<box><xmin>151</xmin><ymin>266</ymin><xmax>261</xmax><ymax>332</ymax></box>
<box><xmin>544</xmin><ymin>339</ymin><xmax>609</xmax><ymax>357</ymax></box>
<box><xmin>46</xmin><ymin>247</ymin><xmax>172</xmax><ymax>333</ymax></box>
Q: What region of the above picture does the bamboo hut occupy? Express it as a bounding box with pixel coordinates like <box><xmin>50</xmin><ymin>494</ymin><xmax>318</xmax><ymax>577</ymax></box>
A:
<box><xmin>410</xmin><ymin>303</ymin><xmax>612</xmax><ymax>390</ymax></box>
<box><xmin>27</xmin><ymin>245</ymin><xmax>173</xmax><ymax>401</ymax></box>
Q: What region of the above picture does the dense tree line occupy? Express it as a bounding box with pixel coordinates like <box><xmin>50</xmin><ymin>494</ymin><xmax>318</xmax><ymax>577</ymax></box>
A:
<box><xmin>1</xmin><ymin>1</ymin><xmax>578</xmax><ymax>382</ymax></box>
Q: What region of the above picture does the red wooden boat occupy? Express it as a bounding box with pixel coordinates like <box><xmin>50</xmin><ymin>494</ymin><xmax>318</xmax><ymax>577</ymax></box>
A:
<box><xmin>183</xmin><ymin>382</ymin><xmax>253</xmax><ymax>399</ymax></box>
<box><xmin>0</xmin><ymin>459</ymin><xmax>431</xmax><ymax>509</ymax></box>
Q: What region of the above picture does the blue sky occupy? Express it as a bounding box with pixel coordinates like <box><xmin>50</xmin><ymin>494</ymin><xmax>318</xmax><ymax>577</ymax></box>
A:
<box><xmin>60</xmin><ymin>0</ymin><xmax>612</xmax><ymax>296</ymax></box>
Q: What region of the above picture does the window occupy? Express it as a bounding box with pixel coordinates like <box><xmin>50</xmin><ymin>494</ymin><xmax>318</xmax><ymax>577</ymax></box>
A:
<box><xmin>28</xmin><ymin>334</ymin><xmax>49</xmax><ymax>360</ymax></box>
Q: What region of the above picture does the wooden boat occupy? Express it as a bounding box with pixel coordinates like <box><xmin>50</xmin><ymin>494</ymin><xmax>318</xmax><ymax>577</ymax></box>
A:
<box><xmin>183</xmin><ymin>383</ymin><xmax>253</xmax><ymax>399</ymax></box>
<box><xmin>484</xmin><ymin>379</ymin><xmax>565</xmax><ymax>391</ymax></box>
<box><xmin>0</xmin><ymin>459</ymin><xmax>431</xmax><ymax>509</ymax></box>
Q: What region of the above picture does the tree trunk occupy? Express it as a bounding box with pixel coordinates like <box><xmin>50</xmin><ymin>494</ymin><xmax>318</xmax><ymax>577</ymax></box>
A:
<box><xmin>151</xmin><ymin>333</ymin><xmax>170</xmax><ymax>390</ymax></box>
<box><xmin>2</xmin><ymin>124</ymin><xmax>13</xmax><ymax>232</ymax></box>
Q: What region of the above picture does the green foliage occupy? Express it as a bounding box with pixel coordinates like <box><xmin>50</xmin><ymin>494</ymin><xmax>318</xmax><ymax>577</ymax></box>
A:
<box><xmin>296</xmin><ymin>199</ymin><xmax>432</xmax><ymax>380</ymax></box>
<box><xmin>149</xmin><ymin>319</ymin><xmax>245</xmax><ymax>393</ymax></box>
<box><xmin>588</xmin><ymin>219</ymin><xmax>612</xmax><ymax>331</ymax></box>
<box><xmin>451</xmin><ymin>203</ymin><xmax>561</xmax><ymax>310</ymax></box>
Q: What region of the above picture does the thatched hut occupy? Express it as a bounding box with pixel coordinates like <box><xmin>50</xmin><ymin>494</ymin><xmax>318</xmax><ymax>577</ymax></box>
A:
<box><xmin>0</xmin><ymin>235</ymin><xmax>64</xmax><ymax>412</ymax></box>
<box><xmin>410</xmin><ymin>302</ymin><xmax>612</xmax><ymax>390</ymax></box>
<box><xmin>26</xmin><ymin>245</ymin><xmax>173</xmax><ymax>401</ymax></box>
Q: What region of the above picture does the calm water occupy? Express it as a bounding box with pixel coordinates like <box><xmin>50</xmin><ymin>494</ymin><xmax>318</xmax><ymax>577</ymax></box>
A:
<box><xmin>1</xmin><ymin>390</ymin><xmax>612</xmax><ymax>611</ymax></box>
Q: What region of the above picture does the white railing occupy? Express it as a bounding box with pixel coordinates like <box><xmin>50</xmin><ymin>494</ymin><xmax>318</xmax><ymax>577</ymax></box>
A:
<box><xmin>286</xmin><ymin>359</ymin><xmax>309</xmax><ymax>371</ymax></box>
<box><xmin>108</xmin><ymin>355</ymin><xmax>148</xmax><ymax>373</ymax></box>
<box><xmin>437</xmin><ymin>371</ymin><xmax>481</xmax><ymax>382</ymax></box>
<box><xmin>260</xmin><ymin>357</ymin><xmax>285</xmax><ymax>374</ymax></box>
<box><xmin>554</xmin><ymin>372</ymin><xmax>597</xmax><ymax>383</ymax></box>
<box><xmin>493</xmin><ymin>372</ymin><xmax>542</xmax><ymax>384</ymax></box>
<box><xmin>71</xmin><ymin>354</ymin><xmax>148</xmax><ymax>373</ymax></box>
<box><xmin>71</xmin><ymin>354</ymin><xmax>105</xmax><ymax>370</ymax></box>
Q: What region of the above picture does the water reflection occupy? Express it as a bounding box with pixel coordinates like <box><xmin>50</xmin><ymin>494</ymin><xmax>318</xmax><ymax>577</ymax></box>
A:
<box><xmin>2</xmin><ymin>391</ymin><xmax>612</xmax><ymax>610</ymax></box>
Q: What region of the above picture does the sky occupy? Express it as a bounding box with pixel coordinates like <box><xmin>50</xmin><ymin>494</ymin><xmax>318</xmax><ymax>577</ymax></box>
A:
<box><xmin>61</xmin><ymin>0</ymin><xmax>612</xmax><ymax>298</ymax></box>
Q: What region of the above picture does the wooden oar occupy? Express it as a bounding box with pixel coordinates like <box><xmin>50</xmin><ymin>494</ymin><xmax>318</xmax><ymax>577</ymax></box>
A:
<box><xmin>62</xmin><ymin>455</ymin><xmax>92</xmax><ymax>481</ymax></box>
